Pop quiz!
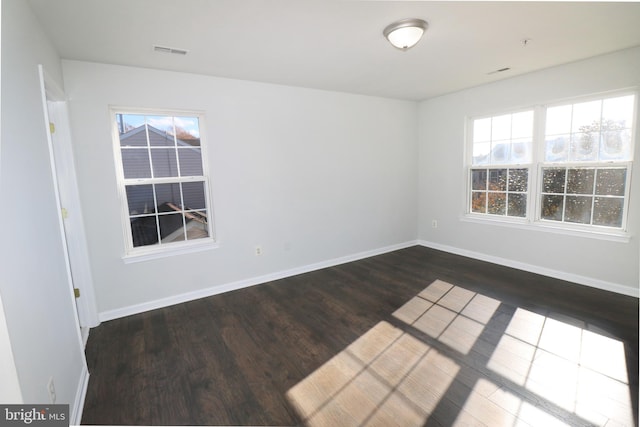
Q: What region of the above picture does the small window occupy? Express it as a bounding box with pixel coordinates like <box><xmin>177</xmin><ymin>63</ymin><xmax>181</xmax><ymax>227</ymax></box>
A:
<box><xmin>112</xmin><ymin>110</ymin><xmax>214</xmax><ymax>256</ymax></box>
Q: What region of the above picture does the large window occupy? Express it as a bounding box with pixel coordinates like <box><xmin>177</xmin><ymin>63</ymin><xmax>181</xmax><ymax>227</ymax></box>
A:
<box><xmin>112</xmin><ymin>110</ymin><xmax>214</xmax><ymax>257</ymax></box>
<box><xmin>467</xmin><ymin>92</ymin><xmax>635</xmax><ymax>237</ymax></box>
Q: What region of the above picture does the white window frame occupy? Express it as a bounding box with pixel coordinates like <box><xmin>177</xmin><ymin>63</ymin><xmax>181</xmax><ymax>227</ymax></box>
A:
<box><xmin>464</xmin><ymin>90</ymin><xmax>636</xmax><ymax>242</ymax></box>
<box><xmin>110</xmin><ymin>107</ymin><xmax>217</xmax><ymax>262</ymax></box>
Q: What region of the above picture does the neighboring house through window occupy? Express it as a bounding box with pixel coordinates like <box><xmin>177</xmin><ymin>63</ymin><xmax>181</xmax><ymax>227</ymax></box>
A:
<box><xmin>467</xmin><ymin>92</ymin><xmax>635</xmax><ymax>238</ymax></box>
<box><xmin>112</xmin><ymin>110</ymin><xmax>215</xmax><ymax>258</ymax></box>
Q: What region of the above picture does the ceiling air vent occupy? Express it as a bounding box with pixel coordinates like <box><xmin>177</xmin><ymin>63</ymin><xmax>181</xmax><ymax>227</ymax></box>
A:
<box><xmin>487</xmin><ymin>67</ymin><xmax>511</xmax><ymax>75</ymax></box>
<box><xmin>153</xmin><ymin>45</ymin><xmax>188</xmax><ymax>55</ymax></box>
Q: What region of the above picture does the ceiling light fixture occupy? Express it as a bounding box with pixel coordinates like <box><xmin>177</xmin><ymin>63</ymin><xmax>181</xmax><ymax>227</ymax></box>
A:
<box><xmin>383</xmin><ymin>18</ymin><xmax>428</xmax><ymax>51</ymax></box>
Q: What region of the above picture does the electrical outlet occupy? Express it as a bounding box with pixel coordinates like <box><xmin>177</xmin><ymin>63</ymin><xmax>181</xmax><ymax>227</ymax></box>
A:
<box><xmin>255</xmin><ymin>246</ymin><xmax>263</xmax><ymax>256</ymax></box>
<box><xmin>47</xmin><ymin>376</ymin><xmax>56</xmax><ymax>404</ymax></box>
<box><xmin>432</xmin><ymin>220</ymin><xmax>438</xmax><ymax>228</ymax></box>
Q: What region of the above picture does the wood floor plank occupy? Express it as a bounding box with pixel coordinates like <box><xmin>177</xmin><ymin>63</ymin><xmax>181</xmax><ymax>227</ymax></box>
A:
<box><xmin>81</xmin><ymin>246</ymin><xmax>638</xmax><ymax>426</ymax></box>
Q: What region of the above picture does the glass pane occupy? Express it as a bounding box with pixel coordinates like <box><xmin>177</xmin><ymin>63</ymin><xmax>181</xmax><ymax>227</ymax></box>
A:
<box><xmin>174</xmin><ymin>117</ymin><xmax>201</xmax><ymax>146</ymax></box>
<box><xmin>182</xmin><ymin>182</ymin><xmax>206</xmax><ymax>210</ymax></box>
<box><xmin>151</xmin><ymin>148</ymin><xmax>179</xmax><ymax>178</ymax></box>
<box><xmin>125</xmin><ymin>185</ymin><xmax>155</xmax><ymax>215</ymax></box>
<box><xmin>473</xmin><ymin>142</ymin><xmax>490</xmax><ymax>165</ymax></box>
<box><xmin>566</xmin><ymin>169</ymin><xmax>595</xmax><ymax>194</ymax></box>
<box><xmin>602</xmin><ymin>95</ymin><xmax>634</xmax><ymax>127</ymax></box>
<box><xmin>511</xmin><ymin>111</ymin><xmax>533</xmax><ymax>138</ymax></box>
<box><xmin>178</xmin><ymin>147</ymin><xmax>203</xmax><ymax>176</ymax></box>
<box><xmin>117</xmin><ymin>114</ymin><xmax>146</xmax><ymax>143</ymax></box>
<box><xmin>146</xmin><ymin>115</ymin><xmax>176</xmax><ymax>145</ymax></box>
<box><xmin>546</xmin><ymin>105</ymin><xmax>572</xmax><ymax>135</ymax></box>
<box><xmin>130</xmin><ymin>216</ymin><xmax>158</xmax><ymax>248</ymax></box>
<box><xmin>508</xmin><ymin>193</ymin><xmax>527</xmax><ymax>217</ymax></box>
<box><xmin>508</xmin><ymin>169</ymin><xmax>528</xmax><ymax>192</ymax></box>
<box><xmin>492</xmin><ymin>115</ymin><xmax>511</xmax><ymax>141</ymax></box>
<box><xmin>595</xmin><ymin>169</ymin><xmax>626</xmax><ymax>196</ymax></box>
<box><xmin>491</xmin><ymin>141</ymin><xmax>509</xmax><ymax>164</ymax></box>
<box><xmin>542</xmin><ymin>168</ymin><xmax>566</xmax><ymax>194</ymax></box>
<box><xmin>570</xmin><ymin>132</ymin><xmax>598</xmax><ymax>161</ymax></box>
<box><xmin>544</xmin><ymin>135</ymin><xmax>569</xmax><ymax>162</ymax></box>
<box><xmin>541</xmin><ymin>195</ymin><xmax>564</xmax><ymax>221</ymax></box>
<box><xmin>510</xmin><ymin>139</ymin><xmax>531</xmax><ymax>163</ymax></box>
<box><xmin>121</xmin><ymin>148</ymin><xmax>151</xmax><ymax>179</ymax></box>
<box><xmin>155</xmin><ymin>183</ymin><xmax>182</xmax><ymax>210</ymax></box>
<box><xmin>471</xmin><ymin>169</ymin><xmax>487</xmax><ymax>191</ymax></box>
<box><xmin>565</xmin><ymin>196</ymin><xmax>593</xmax><ymax>224</ymax></box>
<box><xmin>158</xmin><ymin>213</ymin><xmax>185</xmax><ymax>241</ymax></box>
<box><xmin>593</xmin><ymin>197</ymin><xmax>624</xmax><ymax>228</ymax></box>
<box><xmin>572</xmin><ymin>100</ymin><xmax>601</xmax><ymax>133</ymax></box>
<box><xmin>600</xmin><ymin>130</ymin><xmax>631</xmax><ymax>161</ymax></box>
<box><xmin>185</xmin><ymin>210</ymin><xmax>209</xmax><ymax>241</ymax></box>
<box><xmin>488</xmin><ymin>193</ymin><xmax>506</xmax><ymax>215</ymax></box>
<box><xmin>489</xmin><ymin>169</ymin><xmax>507</xmax><ymax>191</ymax></box>
<box><xmin>473</xmin><ymin>118</ymin><xmax>491</xmax><ymax>142</ymax></box>
<box><xmin>471</xmin><ymin>192</ymin><xmax>486</xmax><ymax>213</ymax></box>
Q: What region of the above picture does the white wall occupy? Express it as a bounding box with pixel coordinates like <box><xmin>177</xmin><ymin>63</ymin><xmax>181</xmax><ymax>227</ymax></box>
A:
<box><xmin>62</xmin><ymin>60</ymin><xmax>419</xmax><ymax>316</ymax></box>
<box><xmin>0</xmin><ymin>0</ymin><xmax>87</xmax><ymax>413</ymax></box>
<box><xmin>419</xmin><ymin>47</ymin><xmax>640</xmax><ymax>295</ymax></box>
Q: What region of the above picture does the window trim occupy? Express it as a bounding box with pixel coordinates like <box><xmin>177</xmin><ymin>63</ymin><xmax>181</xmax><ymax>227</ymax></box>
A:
<box><xmin>110</xmin><ymin>107</ymin><xmax>217</xmax><ymax>261</ymax></box>
<box><xmin>463</xmin><ymin>90</ymin><xmax>636</xmax><ymax>240</ymax></box>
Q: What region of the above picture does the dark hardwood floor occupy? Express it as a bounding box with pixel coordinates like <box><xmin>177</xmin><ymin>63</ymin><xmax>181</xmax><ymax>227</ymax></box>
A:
<box><xmin>81</xmin><ymin>246</ymin><xmax>638</xmax><ymax>426</ymax></box>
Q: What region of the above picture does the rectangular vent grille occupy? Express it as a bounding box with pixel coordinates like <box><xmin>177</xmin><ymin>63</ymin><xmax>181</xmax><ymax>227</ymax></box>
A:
<box><xmin>153</xmin><ymin>45</ymin><xmax>188</xmax><ymax>55</ymax></box>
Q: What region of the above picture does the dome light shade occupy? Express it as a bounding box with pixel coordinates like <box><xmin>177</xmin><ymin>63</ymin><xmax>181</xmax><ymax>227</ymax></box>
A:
<box><xmin>383</xmin><ymin>18</ymin><xmax>428</xmax><ymax>51</ymax></box>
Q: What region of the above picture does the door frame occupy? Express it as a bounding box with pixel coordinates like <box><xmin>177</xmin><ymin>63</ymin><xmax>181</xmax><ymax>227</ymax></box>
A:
<box><xmin>38</xmin><ymin>65</ymin><xmax>99</xmax><ymax>340</ymax></box>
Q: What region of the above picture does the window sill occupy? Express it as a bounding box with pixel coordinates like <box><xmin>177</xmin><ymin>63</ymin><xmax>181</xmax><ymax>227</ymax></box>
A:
<box><xmin>461</xmin><ymin>214</ymin><xmax>630</xmax><ymax>243</ymax></box>
<box><xmin>122</xmin><ymin>239</ymin><xmax>219</xmax><ymax>264</ymax></box>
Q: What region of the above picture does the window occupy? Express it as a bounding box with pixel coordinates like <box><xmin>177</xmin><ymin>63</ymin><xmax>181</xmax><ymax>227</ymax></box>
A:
<box><xmin>112</xmin><ymin>110</ymin><xmax>214</xmax><ymax>257</ymax></box>
<box><xmin>467</xmin><ymin>92</ymin><xmax>635</xmax><ymax>237</ymax></box>
<box><xmin>469</xmin><ymin>110</ymin><xmax>534</xmax><ymax>219</ymax></box>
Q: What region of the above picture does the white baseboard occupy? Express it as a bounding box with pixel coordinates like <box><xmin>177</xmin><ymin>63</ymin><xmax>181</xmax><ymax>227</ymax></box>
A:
<box><xmin>99</xmin><ymin>240</ymin><xmax>419</xmax><ymax>322</ymax></box>
<box><xmin>419</xmin><ymin>240</ymin><xmax>639</xmax><ymax>298</ymax></box>
<box><xmin>71</xmin><ymin>365</ymin><xmax>89</xmax><ymax>426</ymax></box>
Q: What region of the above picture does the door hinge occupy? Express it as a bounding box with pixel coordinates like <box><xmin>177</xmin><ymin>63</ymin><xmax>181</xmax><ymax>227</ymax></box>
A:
<box><xmin>74</xmin><ymin>288</ymin><xmax>80</xmax><ymax>298</ymax></box>
<box><xmin>49</xmin><ymin>122</ymin><xmax>56</xmax><ymax>134</ymax></box>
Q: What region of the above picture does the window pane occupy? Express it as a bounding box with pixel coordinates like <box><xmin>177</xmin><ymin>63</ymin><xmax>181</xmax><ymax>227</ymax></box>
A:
<box><xmin>471</xmin><ymin>169</ymin><xmax>487</xmax><ymax>191</ymax></box>
<box><xmin>572</xmin><ymin>100</ymin><xmax>601</xmax><ymax>133</ymax></box>
<box><xmin>178</xmin><ymin>147</ymin><xmax>203</xmax><ymax>176</ymax></box>
<box><xmin>487</xmin><ymin>193</ymin><xmax>506</xmax><ymax>215</ymax></box>
<box><xmin>570</xmin><ymin>132</ymin><xmax>598</xmax><ymax>161</ymax></box>
<box><xmin>593</xmin><ymin>197</ymin><xmax>624</xmax><ymax>228</ymax></box>
<box><xmin>151</xmin><ymin>148</ymin><xmax>179</xmax><ymax>178</ymax></box>
<box><xmin>541</xmin><ymin>195</ymin><xmax>564</xmax><ymax>221</ymax></box>
<box><xmin>473</xmin><ymin>118</ymin><xmax>491</xmax><ymax>142</ymax></box>
<box><xmin>565</xmin><ymin>196</ymin><xmax>593</xmax><ymax>224</ymax></box>
<box><xmin>146</xmin><ymin>116</ymin><xmax>176</xmax><ymax>146</ymax></box>
<box><xmin>508</xmin><ymin>169</ymin><xmax>528</xmax><ymax>192</ymax></box>
<box><xmin>121</xmin><ymin>148</ymin><xmax>151</xmax><ymax>179</ymax></box>
<box><xmin>511</xmin><ymin>111</ymin><xmax>533</xmax><ymax>138</ymax></box>
<box><xmin>508</xmin><ymin>193</ymin><xmax>527</xmax><ymax>217</ymax></box>
<box><xmin>185</xmin><ymin>211</ymin><xmax>209</xmax><ymax>241</ymax></box>
<box><xmin>566</xmin><ymin>169</ymin><xmax>595</xmax><ymax>194</ymax></box>
<box><xmin>545</xmin><ymin>135</ymin><xmax>569</xmax><ymax>162</ymax></box>
<box><xmin>595</xmin><ymin>169</ymin><xmax>626</xmax><ymax>196</ymax></box>
<box><xmin>131</xmin><ymin>216</ymin><xmax>159</xmax><ymax>247</ymax></box>
<box><xmin>602</xmin><ymin>95</ymin><xmax>634</xmax><ymax>127</ymax></box>
<box><xmin>491</xmin><ymin>141</ymin><xmax>509</xmax><ymax>164</ymax></box>
<box><xmin>174</xmin><ymin>117</ymin><xmax>201</xmax><ymax>146</ymax></box>
<box><xmin>125</xmin><ymin>185</ymin><xmax>154</xmax><ymax>216</ymax></box>
<box><xmin>542</xmin><ymin>168</ymin><xmax>566</xmax><ymax>194</ymax></box>
<box><xmin>510</xmin><ymin>139</ymin><xmax>531</xmax><ymax>163</ymax></box>
<box><xmin>473</xmin><ymin>142</ymin><xmax>490</xmax><ymax>165</ymax></box>
<box><xmin>600</xmin><ymin>129</ymin><xmax>631</xmax><ymax>161</ymax></box>
<box><xmin>546</xmin><ymin>105</ymin><xmax>572</xmax><ymax>135</ymax></box>
<box><xmin>489</xmin><ymin>169</ymin><xmax>507</xmax><ymax>191</ymax></box>
<box><xmin>117</xmin><ymin>114</ymin><xmax>146</xmax><ymax>142</ymax></box>
<box><xmin>471</xmin><ymin>192</ymin><xmax>486</xmax><ymax>213</ymax></box>
<box><xmin>158</xmin><ymin>213</ymin><xmax>185</xmax><ymax>241</ymax></box>
<box><xmin>155</xmin><ymin>183</ymin><xmax>182</xmax><ymax>210</ymax></box>
<box><xmin>492</xmin><ymin>115</ymin><xmax>511</xmax><ymax>140</ymax></box>
<box><xmin>182</xmin><ymin>182</ymin><xmax>206</xmax><ymax>210</ymax></box>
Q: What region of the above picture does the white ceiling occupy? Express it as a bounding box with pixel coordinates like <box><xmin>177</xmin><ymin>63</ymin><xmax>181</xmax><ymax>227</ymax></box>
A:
<box><xmin>27</xmin><ymin>0</ymin><xmax>640</xmax><ymax>101</ymax></box>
